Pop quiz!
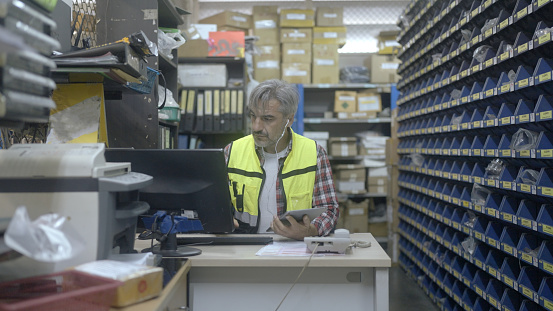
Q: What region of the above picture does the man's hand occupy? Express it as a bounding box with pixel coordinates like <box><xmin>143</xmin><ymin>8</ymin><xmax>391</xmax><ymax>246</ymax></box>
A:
<box><xmin>271</xmin><ymin>215</ymin><xmax>318</xmax><ymax>240</ymax></box>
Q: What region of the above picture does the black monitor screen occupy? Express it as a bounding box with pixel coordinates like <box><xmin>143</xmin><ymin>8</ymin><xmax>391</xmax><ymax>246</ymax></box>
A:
<box><xmin>104</xmin><ymin>148</ymin><xmax>235</xmax><ymax>234</ymax></box>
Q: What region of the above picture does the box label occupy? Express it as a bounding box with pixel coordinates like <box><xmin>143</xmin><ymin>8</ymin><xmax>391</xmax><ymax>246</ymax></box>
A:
<box><xmin>539</xmin><ymin>72</ymin><xmax>552</xmax><ymax>83</ymax></box>
<box><xmin>287</xmin><ymin>13</ymin><xmax>306</xmax><ymax>20</ymax></box>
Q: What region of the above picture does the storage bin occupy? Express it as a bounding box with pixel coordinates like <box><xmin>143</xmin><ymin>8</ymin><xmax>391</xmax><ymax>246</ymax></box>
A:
<box><xmin>0</xmin><ymin>270</ymin><xmax>121</xmax><ymax>311</ymax></box>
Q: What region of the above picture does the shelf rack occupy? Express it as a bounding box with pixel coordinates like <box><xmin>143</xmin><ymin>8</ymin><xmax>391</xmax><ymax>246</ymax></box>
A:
<box><xmin>395</xmin><ymin>0</ymin><xmax>553</xmax><ymax>309</ymax></box>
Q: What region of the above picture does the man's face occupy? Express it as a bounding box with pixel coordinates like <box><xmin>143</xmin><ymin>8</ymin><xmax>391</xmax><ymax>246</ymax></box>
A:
<box><xmin>249</xmin><ymin>100</ymin><xmax>289</xmax><ymax>151</ymax></box>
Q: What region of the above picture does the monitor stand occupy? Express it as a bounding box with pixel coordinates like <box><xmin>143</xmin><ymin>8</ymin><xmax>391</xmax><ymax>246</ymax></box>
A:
<box><xmin>143</xmin><ymin>233</ymin><xmax>202</xmax><ymax>257</ymax></box>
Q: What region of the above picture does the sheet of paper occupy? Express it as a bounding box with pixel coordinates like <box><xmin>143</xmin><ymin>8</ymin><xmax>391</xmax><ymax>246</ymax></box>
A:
<box><xmin>256</xmin><ymin>241</ymin><xmax>344</xmax><ymax>257</ymax></box>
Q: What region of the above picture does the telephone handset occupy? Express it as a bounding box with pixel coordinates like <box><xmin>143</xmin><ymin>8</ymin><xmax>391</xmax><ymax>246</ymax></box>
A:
<box><xmin>304</xmin><ymin>229</ymin><xmax>352</xmax><ymax>254</ymax></box>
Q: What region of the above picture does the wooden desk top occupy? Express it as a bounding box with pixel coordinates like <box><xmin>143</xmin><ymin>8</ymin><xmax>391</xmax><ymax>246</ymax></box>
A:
<box><xmin>136</xmin><ymin>233</ymin><xmax>391</xmax><ymax>268</ymax></box>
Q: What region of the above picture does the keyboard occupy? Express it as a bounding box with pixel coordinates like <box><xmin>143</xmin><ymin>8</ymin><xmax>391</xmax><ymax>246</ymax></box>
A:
<box><xmin>176</xmin><ymin>235</ymin><xmax>273</xmax><ymax>246</ymax></box>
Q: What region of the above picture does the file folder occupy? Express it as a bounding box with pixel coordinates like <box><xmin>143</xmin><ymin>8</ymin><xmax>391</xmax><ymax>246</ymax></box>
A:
<box><xmin>223</xmin><ymin>89</ymin><xmax>231</xmax><ymax>131</ymax></box>
<box><xmin>183</xmin><ymin>89</ymin><xmax>196</xmax><ymax>132</ymax></box>
<box><xmin>195</xmin><ymin>92</ymin><xmax>205</xmax><ymax>132</ymax></box>
<box><xmin>204</xmin><ymin>90</ymin><xmax>213</xmax><ymax>132</ymax></box>
<box><xmin>236</xmin><ymin>89</ymin><xmax>244</xmax><ymax>131</ymax></box>
<box><xmin>230</xmin><ymin>89</ymin><xmax>238</xmax><ymax>131</ymax></box>
<box><xmin>213</xmin><ymin>89</ymin><xmax>221</xmax><ymax>131</ymax></box>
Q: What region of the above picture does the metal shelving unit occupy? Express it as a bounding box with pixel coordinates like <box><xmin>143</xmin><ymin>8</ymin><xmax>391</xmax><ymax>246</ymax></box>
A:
<box><xmin>395</xmin><ymin>0</ymin><xmax>553</xmax><ymax>309</ymax></box>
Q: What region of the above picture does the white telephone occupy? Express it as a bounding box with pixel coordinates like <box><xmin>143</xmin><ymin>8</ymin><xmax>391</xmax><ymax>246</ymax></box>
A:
<box><xmin>304</xmin><ymin>229</ymin><xmax>351</xmax><ymax>254</ymax></box>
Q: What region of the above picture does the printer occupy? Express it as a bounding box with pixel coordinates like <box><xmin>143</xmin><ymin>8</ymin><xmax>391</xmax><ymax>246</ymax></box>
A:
<box><xmin>0</xmin><ymin>143</ymin><xmax>153</xmax><ymax>280</ymax></box>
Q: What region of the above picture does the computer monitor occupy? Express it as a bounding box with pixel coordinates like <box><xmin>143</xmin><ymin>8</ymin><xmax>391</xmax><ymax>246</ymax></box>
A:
<box><xmin>104</xmin><ymin>148</ymin><xmax>235</xmax><ymax>256</ymax></box>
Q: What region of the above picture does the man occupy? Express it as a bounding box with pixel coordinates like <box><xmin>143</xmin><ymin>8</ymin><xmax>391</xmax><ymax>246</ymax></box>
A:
<box><xmin>224</xmin><ymin>79</ymin><xmax>339</xmax><ymax>240</ymax></box>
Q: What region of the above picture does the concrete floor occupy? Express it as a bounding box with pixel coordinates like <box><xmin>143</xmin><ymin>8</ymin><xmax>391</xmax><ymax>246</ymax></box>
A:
<box><xmin>389</xmin><ymin>266</ymin><xmax>440</xmax><ymax>311</ymax></box>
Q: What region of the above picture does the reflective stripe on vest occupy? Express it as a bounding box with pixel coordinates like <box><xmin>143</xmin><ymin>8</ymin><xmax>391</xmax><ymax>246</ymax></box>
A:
<box><xmin>227</xmin><ymin>129</ymin><xmax>317</xmax><ymax>228</ymax></box>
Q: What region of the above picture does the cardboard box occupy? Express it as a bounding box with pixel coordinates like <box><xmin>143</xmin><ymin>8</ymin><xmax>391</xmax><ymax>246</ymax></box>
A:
<box><xmin>329</xmin><ymin>137</ymin><xmax>357</xmax><ymax>157</ymax></box>
<box><xmin>313</xmin><ymin>27</ymin><xmax>347</xmax><ymax>47</ymax></box>
<box><xmin>334</xmin><ymin>164</ymin><xmax>366</xmax><ymax>182</ymax></box>
<box><xmin>208</xmin><ymin>31</ymin><xmax>245</xmax><ymax>57</ymax></box>
<box><xmin>282</xmin><ymin>43</ymin><xmax>311</xmax><ymax>63</ymax></box>
<box><xmin>254</xmin><ymin>45</ymin><xmax>280</xmax><ymax>62</ymax></box>
<box><xmin>359</xmin><ymin>147</ymin><xmax>386</xmax><ymax>156</ymax></box>
<box><xmin>254</xmin><ymin>46</ymin><xmax>281</xmax><ymax>81</ymax></box>
<box><xmin>367</xmin><ymin>222</ymin><xmax>388</xmax><ymax>237</ymax></box>
<box><xmin>336</xmin><ymin>180</ymin><xmax>366</xmax><ymax>193</ymax></box>
<box><xmin>218</xmin><ymin>26</ymin><xmax>251</xmax><ymax>36</ymax></box>
<box><xmin>357</xmin><ymin>92</ymin><xmax>382</xmax><ymax>112</ymax></box>
<box><xmin>280</xmin><ymin>28</ymin><xmax>313</xmax><ymax>43</ymax></box>
<box><xmin>75</xmin><ymin>260</ymin><xmax>163</xmax><ymax>307</ymax></box>
<box><xmin>340</xmin><ymin>199</ymin><xmax>369</xmax><ymax>233</ymax></box>
<box><xmin>312</xmin><ymin>44</ymin><xmax>339</xmax><ymax>84</ymax></box>
<box><xmin>334</xmin><ymin>90</ymin><xmax>357</xmax><ymax>112</ymax></box>
<box><xmin>281</xmin><ymin>62</ymin><xmax>311</xmax><ymax>84</ymax></box>
<box><xmin>365</xmin><ymin>54</ymin><xmax>401</xmax><ymax>83</ymax></box>
<box><xmin>312</xmin><ymin>63</ymin><xmax>339</xmax><ymax>84</ymax></box>
<box><xmin>377</xmin><ymin>30</ymin><xmax>401</xmax><ymax>55</ymax></box>
<box><xmin>199</xmin><ymin>10</ymin><xmax>252</xmax><ymax>29</ymax></box>
<box><xmin>346</xmin><ymin>199</ymin><xmax>369</xmax><ymax>215</ymax></box>
<box><xmin>386</xmin><ymin>138</ymin><xmax>399</xmax><ymax>165</ymax></box>
<box><xmin>178</xmin><ymin>63</ymin><xmax>227</xmax><ymax>87</ymax></box>
<box><xmin>253</xmin><ymin>5</ymin><xmax>278</xmax><ymax>14</ymax></box>
<box><xmin>253</xmin><ymin>13</ymin><xmax>279</xmax><ymax>45</ymax></box>
<box><xmin>337</xmin><ymin>111</ymin><xmax>377</xmax><ymax>119</ymax></box>
<box><xmin>280</xmin><ymin>9</ymin><xmax>315</xmax><ymax>27</ymax></box>
<box><xmin>254</xmin><ymin>67</ymin><xmax>281</xmax><ymax>81</ymax></box>
<box><xmin>186</xmin><ymin>24</ymin><xmax>217</xmax><ymax>40</ymax></box>
<box><xmin>369</xmin><ymin>166</ymin><xmax>388</xmax><ymax>177</ymax></box>
<box><xmin>367</xmin><ymin>176</ymin><xmax>388</xmax><ymax>186</ymax></box>
<box><xmin>316</xmin><ymin>7</ymin><xmax>343</xmax><ymax>26</ymax></box>
<box><xmin>304</xmin><ymin>131</ymin><xmax>329</xmax><ymax>151</ymax></box>
<box><xmin>177</xmin><ymin>39</ymin><xmax>209</xmax><ymax>58</ymax></box>
<box><xmin>368</xmin><ymin>184</ymin><xmax>388</xmax><ymax>194</ymax></box>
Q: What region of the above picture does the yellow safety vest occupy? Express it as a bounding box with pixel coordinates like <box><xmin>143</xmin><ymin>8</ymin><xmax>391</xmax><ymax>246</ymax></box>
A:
<box><xmin>227</xmin><ymin>130</ymin><xmax>317</xmax><ymax>229</ymax></box>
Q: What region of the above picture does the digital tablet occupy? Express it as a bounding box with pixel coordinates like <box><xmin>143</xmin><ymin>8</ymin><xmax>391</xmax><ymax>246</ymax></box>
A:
<box><xmin>278</xmin><ymin>207</ymin><xmax>326</xmax><ymax>226</ymax></box>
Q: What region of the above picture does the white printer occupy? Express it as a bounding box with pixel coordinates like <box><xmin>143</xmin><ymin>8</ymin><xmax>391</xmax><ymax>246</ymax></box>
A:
<box><xmin>0</xmin><ymin>143</ymin><xmax>153</xmax><ymax>280</ymax></box>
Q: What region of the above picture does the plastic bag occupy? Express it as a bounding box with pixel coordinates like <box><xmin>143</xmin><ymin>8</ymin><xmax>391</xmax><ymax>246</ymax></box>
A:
<box><xmin>460</xmin><ymin>29</ymin><xmax>472</xmax><ymax>44</ymax></box>
<box><xmin>451</xmin><ymin>114</ymin><xmax>463</xmax><ymax>125</ymax></box>
<box><xmin>501</xmin><ymin>43</ymin><xmax>513</xmax><ymax>54</ymax></box>
<box><xmin>481</xmin><ymin>18</ymin><xmax>498</xmax><ymax>34</ymax></box>
<box><xmin>518</xmin><ymin>169</ymin><xmax>540</xmax><ymax>185</ymax></box>
<box><xmin>157</xmin><ymin>84</ymin><xmax>178</xmax><ymax>111</ymax></box>
<box><xmin>399</xmin><ymin>14</ymin><xmax>412</xmax><ymax>29</ymax></box>
<box><xmin>450</xmin><ymin>89</ymin><xmax>462</xmax><ymax>99</ymax></box>
<box><xmin>534</xmin><ymin>27</ymin><xmax>552</xmax><ymax>39</ymax></box>
<box><xmin>471</xmin><ymin>184</ymin><xmax>491</xmax><ymax>205</ymax></box>
<box><xmin>485</xmin><ymin>158</ymin><xmax>505</xmax><ymax>180</ymax></box>
<box><xmin>509</xmin><ymin>128</ymin><xmax>539</xmax><ymax>150</ymax></box>
<box><xmin>461</xmin><ymin>236</ymin><xmax>477</xmax><ymax>255</ymax></box>
<box><xmin>4</xmin><ymin>206</ymin><xmax>85</xmax><ymax>262</ymax></box>
<box><xmin>473</xmin><ymin>45</ymin><xmax>492</xmax><ymax>63</ymax></box>
<box><xmin>464</xmin><ymin>211</ymin><xmax>477</xmax><ymax>228</ymax></box>
<box><xmin>409</xmin><ymin>153</ymin><xmax>425</xmax><ymax>167</ymax></box>
<box><xmin>158</xmin><ymin>30</ymin><xmax>186</xmax><ymax>60</ymax></box>
<box><xmin>340</xmin><ymin>66</ymin><xmax>369</xmax><ymax>83</ymax></box>
<box><xmin>508</xmin><ymin>69</ymin><xmax>516</xmax><ymax>82</ymax></box>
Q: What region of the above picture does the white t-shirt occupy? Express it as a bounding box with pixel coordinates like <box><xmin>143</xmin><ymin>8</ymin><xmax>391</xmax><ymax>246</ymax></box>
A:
<box><xmin>257</xmin><ymin>148</ymin><xmax>287</xmax><ymax>233</ymax></box>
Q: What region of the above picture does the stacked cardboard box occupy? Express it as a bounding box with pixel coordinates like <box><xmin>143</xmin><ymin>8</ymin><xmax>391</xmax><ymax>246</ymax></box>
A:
<box><xmin>333</xmin><ymin>164</ymin><xmax>366</xmax><ymax>193</ymax></box>
<box><xmin>364</xmin><ymin>54</ymin><xmax>401</xmax><ymax>83</ymax></box>
<box><xmin>336</xmin><ymin>199</ymin><xmax>369</xmax><ymax>233</ymax></box>
<box><xmin>279</xmin><ymin>9</ymin><xmax>314</xmax><ymax>84</ymax></box>
<box><xmin>253</xmin><ymin>6</ymin><xmax>280</xmax><ymax>81</ymax></box>
<box><xmin>367</xmin><ymin>166</ymin><xmax>388</xmax><ymax>194</ymax></box>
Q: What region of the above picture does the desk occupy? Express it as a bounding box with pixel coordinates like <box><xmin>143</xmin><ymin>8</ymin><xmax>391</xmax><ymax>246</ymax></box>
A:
<box><xmin>186</xmin><ymin>233</ymin><xmax>390</xmax><ymax>311</ymax></box>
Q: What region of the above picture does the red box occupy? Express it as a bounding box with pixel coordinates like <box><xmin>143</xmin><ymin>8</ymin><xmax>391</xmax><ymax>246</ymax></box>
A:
<box><xmin>0</xmin><ymin>270</ymin><xmax>122</xmax><ymax>311</ymax></box>
<box><xmin>208</xmin><ymin>31</ymin><xmax>245</xmax><ymax>57</ymax></box>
